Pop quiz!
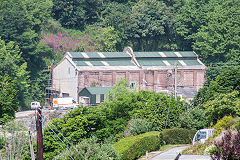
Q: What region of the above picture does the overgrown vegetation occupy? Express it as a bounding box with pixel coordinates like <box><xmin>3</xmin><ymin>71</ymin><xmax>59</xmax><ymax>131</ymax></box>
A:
<box><xmin>114</xmin><ymin>131</ymin><xmax>160</xmax><ymax>160</ymax></box>
<box><xmin>160</xmin><ymin>128</ymin><xmax>196</xmax><ymax>145</ymax></box>
<box><xmin>1</xmin><ymin>0</ymin><xmax>240</xmax><ymax>159</ymax></box>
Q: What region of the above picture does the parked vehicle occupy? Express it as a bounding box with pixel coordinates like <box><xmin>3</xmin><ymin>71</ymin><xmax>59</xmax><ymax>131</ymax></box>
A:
<box><xmin>52</xmin><ymin>97</ymin><xmax>79</xmax><ymax>110</ymax></box>
<box><xmin>192</xmin><ymin>128</ymin><xmax>215</xmax><ymax>145</ymax></box>
<box><xmin>31</xmin><ymin>101</ymin><xmax>41</xmax><ymax>109</ymax></box>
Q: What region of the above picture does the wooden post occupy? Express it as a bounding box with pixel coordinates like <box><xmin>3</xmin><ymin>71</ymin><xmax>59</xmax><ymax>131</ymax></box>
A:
<box><xmin>28</xmin><ymin>130</ymin><xmax>35</xmax><ymax>160</ymax></box>
<box><xmin>36</xmin><ymin>108</ymin><xmax>43</xmax><ymax>160</ymax></box>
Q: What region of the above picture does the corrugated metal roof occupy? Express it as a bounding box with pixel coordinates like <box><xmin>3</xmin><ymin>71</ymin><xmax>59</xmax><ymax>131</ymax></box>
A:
<box><xmin>134</xmin><ymin>51</ymin><xmax>196</xmax><ymax>58</ymax></box>
<box><xmin>136</xmin><ymin>58</ymin><xmax>201</xmax><ymax>66</ymax></box>
<box><xmin>73</xmin><ymin>58</ymin><xmax>135</xmax><ymax>66</ymax></box>
<box><xmin>84</xmin><ymin>87</ymin><xmax>113</xmax><ymax>94</ymax></box>
<box><xmin>69</xmin><ymin>52</ymin><xmax>130</xmax><ymax>58</ymax></box>
<box><xmin>68</xmin><ymin>51</ymin><xmax>203</xmax><ymax>68</ymax></box>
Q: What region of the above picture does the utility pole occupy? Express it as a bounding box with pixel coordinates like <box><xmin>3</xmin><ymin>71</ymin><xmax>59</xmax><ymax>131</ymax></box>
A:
<box><xmin>36</xmin><ymin>108</ymin><xmax>43</xmax><ymax>160</ymax></box>
<box><xmin>174</xmin><ymin>63</ymin><xmax>178</xmax><ymax>100</ymax></box>
<box><xmin>28</xmin><ymin>130</ymin><xmax>35</xmax><ymax>160</ymax></box>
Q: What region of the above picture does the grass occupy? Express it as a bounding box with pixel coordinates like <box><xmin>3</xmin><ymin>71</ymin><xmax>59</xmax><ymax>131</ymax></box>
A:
<box><xmin>159</xmin><ymin>144</ymin><xmax>187</xmax><ymax>151</ymax></box>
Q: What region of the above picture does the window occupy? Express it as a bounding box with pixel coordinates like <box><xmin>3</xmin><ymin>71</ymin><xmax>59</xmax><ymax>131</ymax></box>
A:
<box><xmin>96</xmin><ymin>94</ymin><xmax>100</xmax><ymax>103</ymax></box>
<box><xmin>75</xmin><ymin>70</ymin><xmax>78</xmax><ymax>76</ymax></box>
<box><xmin>130</xmin><ymin>82</ymin><xmax>136</xmax><ymax>88</ymax></box>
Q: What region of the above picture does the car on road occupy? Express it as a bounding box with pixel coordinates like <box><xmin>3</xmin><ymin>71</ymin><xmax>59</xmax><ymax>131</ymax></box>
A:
<box><xmin>31</xmin><ymin>101</ymin><xmax>41</xmax><ymax>110</ymax></box>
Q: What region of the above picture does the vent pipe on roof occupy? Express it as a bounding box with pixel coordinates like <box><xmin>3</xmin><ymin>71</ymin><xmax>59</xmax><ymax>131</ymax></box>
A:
<box><xmin>123</xmin><ymin>47</ymin><xmax>142</xmax><ymax>69</ymax></box>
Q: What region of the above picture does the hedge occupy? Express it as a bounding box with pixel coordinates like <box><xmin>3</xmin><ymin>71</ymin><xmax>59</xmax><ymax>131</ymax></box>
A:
<box><xmin>160</xmin><ymin>128</ymin><xmax>196</xmax><ymax>144</ymax></box>
<box><xmin>114</xmin><ymin>131</ymin><xmax>160</xmax><ymax>160</ymax></box>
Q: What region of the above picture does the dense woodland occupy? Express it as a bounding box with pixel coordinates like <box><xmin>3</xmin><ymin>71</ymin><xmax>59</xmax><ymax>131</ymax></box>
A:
<box><xmin>0</xmin><ymin>0</ymin><xmax>240</xmax><ymax>159</ymax></box>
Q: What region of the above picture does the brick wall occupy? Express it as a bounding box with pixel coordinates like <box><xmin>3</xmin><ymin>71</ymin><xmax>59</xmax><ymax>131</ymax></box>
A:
<box><xmin>78</xmin><ymin>69</ymin><xmax>205</xmax><ymax>94</ymax></box>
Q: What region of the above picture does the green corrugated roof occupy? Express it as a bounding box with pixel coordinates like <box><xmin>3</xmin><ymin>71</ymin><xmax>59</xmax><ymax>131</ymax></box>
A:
<box><xmin>72</xmin><ymin>58</ymin><xmax>135</xmax><ymax>66</ymax></box>
<box><xmin>134</xmin><ymin>51</ymin><xmax>196</xmax><ymax>58</ymax></box>
<box><xmin>137</xmin><ymin>59</ymin><xmax>166</xmax><ymax>66</ymax></box>
<box><xmin>69</xmin><ymin>51</ymin><xmax>203</xmax><ymax>67</ymax></box>
<box><xmin>84</xmin><ymin>87</ymin><xmax>113</xmax><ymax>94</ymax></box>
<box><xmin>102</xmin><ymin>52</ymin><xmax>131</xmax><ymax>58</ymax></box>
<box><xmin>69</xmin><ymin>52</ymin><xmax>130</xmax><ymax>58</ymax></box>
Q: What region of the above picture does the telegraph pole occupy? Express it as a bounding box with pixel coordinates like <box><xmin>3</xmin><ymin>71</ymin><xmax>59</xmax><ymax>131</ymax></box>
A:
<box><xmin>174</xmin><ymin>63</ymin><xmax>178</xmax><ymax>100</ymax></box>
<box><xmin>36</xmin><ymin>108</ymin><xmax>43</xmax><ymax>160</ymax></box>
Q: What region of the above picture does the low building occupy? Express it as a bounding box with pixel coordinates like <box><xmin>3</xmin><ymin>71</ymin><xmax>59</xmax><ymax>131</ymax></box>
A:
<box><xmin>79</xmin><ymin>87</ymin><xmax>112</xmax><ymax>106</ymax></box>
<box><xmin>52</xmin><ymin>47</ymin><xmax>206</xmax><ymax>102</ymax></box>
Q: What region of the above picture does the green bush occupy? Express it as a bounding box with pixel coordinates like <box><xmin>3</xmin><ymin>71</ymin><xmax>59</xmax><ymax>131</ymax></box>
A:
<box><xmin>55</xmin><ymin>136</ymin><xmax>118</xmax><ymax>160</ymax></box>
<box><xmin>234</xmin><ymin>118</ymin><xmax>240</xmax><ymax>130</ymax></box>
<box><xmin>124</xmin><ymin>118</ymin><xmax>154</xmax><ymax>137</ymax></box>
<box><xmin>160</xmin><ymin>128</ymin><xmax>196</xmax><ymax>145</ymax></box>
<box><xmin>114</xmin><ymin>131</ymin><xmax>160</xmax><ymax>160</ymax></box>
<box><xmin>213</xmin><ymin>115</ymin><xmax>233</xmax><ymax>135</ymax></box>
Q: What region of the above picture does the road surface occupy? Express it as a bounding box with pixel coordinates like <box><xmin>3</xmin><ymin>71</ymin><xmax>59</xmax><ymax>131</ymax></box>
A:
<box><xmin>146</xmin><ymin>146</ymin><xmax>212</xmax><ymax>160</ymax></box>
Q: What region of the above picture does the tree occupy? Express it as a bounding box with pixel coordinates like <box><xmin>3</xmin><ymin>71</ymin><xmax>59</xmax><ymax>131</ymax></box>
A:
<box><xmin>52</xmin><ymin>0</ymin><xmax>102</xmax><ymax>30</ymax></box>
<box><xmin>193</xmin><ymin>0</ymin><xmax>240</xmax><ymax>63</ymax></box>
<box><xmin>128</xmin><ymin>0</ymin><xmax>177</xmax><ymax>51</ymax></box>
<box><xmin>0</xmin><ymin>75</ymin><xmax>18</xmax><ymax>123</ymax></box>
<box><xmin>0</xmin><ymin>0</ymin><xmax>53</xmax><ymax>72</ymax></box>
<box><xmin>0</xmin><ymin>38</ymin><xmax>29</xmax><ymax>109</ymax></box>
<box><xmin>176</xmin><ymin>0</ymin><xmax>240</xmax><ymax>63</ymax></box>
<box><xmin>203</xmin><ymin>91</ymin><xmax>240</xmax><ymax>124</ymax></box>
<box><xmin>192</xmin><ymin>67</ymin><xmax>240</xmax><ymax>106</ymax></box>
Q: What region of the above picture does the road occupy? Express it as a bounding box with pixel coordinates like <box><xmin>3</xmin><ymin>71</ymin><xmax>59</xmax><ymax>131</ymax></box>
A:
<box><xmin>148</xmin><ymin>146</ymin><xmax>212</xmax><ymax>160</ymax></box>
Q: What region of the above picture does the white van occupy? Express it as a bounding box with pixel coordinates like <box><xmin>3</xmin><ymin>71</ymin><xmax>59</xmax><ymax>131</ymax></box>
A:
<box><xmin>31</xmin><ymin>101</ymin><xmax>41</xmax><ymax>110</ymax></box>
<box><xmin>192</xmin><ymin>128</ymin><xmax>215</xmax><ymax>145</ymax></box>
<box><xmin>52</xmin><ymin>98</ymin><xmax>79</xmax><ymax>110</ymax></box>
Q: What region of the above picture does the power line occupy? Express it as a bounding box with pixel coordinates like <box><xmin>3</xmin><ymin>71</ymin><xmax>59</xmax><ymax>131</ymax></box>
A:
<box><xmin>37</xmin><ymin>112</ymin><xmax>86</xmax><ymax>160</ymax></box>
<box><xmin>46</xmin><ymin>129</ymin><xmax>75</xmax><ymax>160</ymax></box>
<box><xmin>42</xmin><ymin>114</ymin><xmax>86</xmax><ymax>160</ymax></box>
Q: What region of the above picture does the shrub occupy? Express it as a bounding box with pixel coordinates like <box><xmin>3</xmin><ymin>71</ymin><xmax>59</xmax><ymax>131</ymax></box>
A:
<box><xmin>114</xmin><ymin>131</ymin><xmax>160</xmax><ymax>160</ymax></box>
<box><xmin>213</xmin><ymin>116</ymin><xmax>233</xmax><ymax>135</ymax></box>
<box><xmin>124</xmin><ymin>118</ymin><xmax>154</xmax><ymax>137</ymax></box>
<box><xmin>211</xmin><ymin>130</ymin><xmax>240</xmax><ymax>160</ymax></box>
<box><xmin>55</xmin><ymin>136</ymin><xmax>118</xmax><ymax>160</ymax></box>
<box><xmin>179</xmin><ymin>105</ymin><xmax>208</xmax><ymax>130</ymax></box>
<box><xmin>182</xmin><ymin>137</ymin><xmax>215</xmax><ymax>155</ymax></box>
<box><xmin>160</xmin><ymin>128</ymin><xmax>196</xmax><ymax>144</ymax></box>
<box><xmin>233</xmin><ymin>117</ymin><xmax>240</xmax><ymax>130</ymax></box>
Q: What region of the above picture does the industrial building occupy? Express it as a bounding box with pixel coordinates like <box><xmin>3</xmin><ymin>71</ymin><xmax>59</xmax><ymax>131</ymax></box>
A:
<box><xmin>52</xmin><ymin>47</ymin><xmax>206</xmax><ymax>104</ymax></box>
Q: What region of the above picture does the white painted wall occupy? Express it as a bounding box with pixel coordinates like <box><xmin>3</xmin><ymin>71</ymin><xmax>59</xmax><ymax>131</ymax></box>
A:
<box><xmin>52</xmin><ymin>58</ymin><xmax>78</xmax><ymax>100</ymax></box>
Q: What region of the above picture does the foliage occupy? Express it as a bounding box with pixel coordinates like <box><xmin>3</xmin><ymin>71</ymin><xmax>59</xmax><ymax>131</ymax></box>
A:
<box><xmin>192</xmin><ymin>67</ymin><xmax>240</xmax><ymax>106</ymax></box>
<box><xmin>52</xmin><ymin>0</ymin><xmax>102</xmax><ymax>30</ymax></box>
<box><xmin>55</xmin><ymin>136</ymin><xmax>118</xmax><ymax>160</ymax></box>
<box><xmin>43</xmin><ymin>86</ymin><xmax>184</xmax><ymax>159</ymax></box>
<box><xmin>160</xmin><ymin>128</ymin><xmax>196</xmax><ymax>145</ymax></box>
<box><xmin>182</xmin><ymin>138</ymin><xmax>215</xmax><ymax>155</ymax></box>
<box><xmin>213</xmin><ymin>116</ymin><xmax>234</xmax><ymax>136</ymax></box>
<box><xmin>0</xmin><ymin>75</ymin><xmax>18</xmax><ymax>123</ymax></box>
<box><xmin>233</xmin><ymin>118</ymin><xmax>240</xmax><ymax>130</ymax></box>
<box><xmin>107</xmin><ymin>78</ymin><xmax>130</xmax><ymax>100</ymax></box>
<box><xmin>179</xmin><ymin>105</ymin><xmax>208</xmax><ymax>130</ymax></box>
<box><xmin>128</xmin><ymin>0</ymin><xmax>178</xmax><ymax>51</ymax></box>
<box><xmin>0</xmin><ymin>120</ymin><xmax>29</xmax><ymax>159</ymax></box>
<box><xmin>114</xmin><ymin>131</ymin><xmax>160</xmax><ymax>160</ymax></box>
<box><xmin>0</xmin><ymin>38</ymin><xmax>29</xmax><ymax>109</ymax></box>
<box><xmin>0</xmin><ymin>0</ymin><xmax>53</xmax><ymax>71</ymax></box>
<box><xmin>203</xmin><ymin>91</ymin><xmax>240</xmax><ymax>124</ymax></box>
<box><xmin>124</xmin><ymin>118</ymin><xmax>154</xmax><ymax>137</ymax></box>
<box><xmin>192</xmin><ymin>0</ymin><xmax>240</xmax><ymax>63</ymax></box>
<box><xmin>176</xmin><ymin>0</ymin><xmax>240</xmax><ymax>63</ymax></box>
<box><xmin>211</xmin><ymin>130</ymin><xmax>240</xmax><ymax>160</ymax></box>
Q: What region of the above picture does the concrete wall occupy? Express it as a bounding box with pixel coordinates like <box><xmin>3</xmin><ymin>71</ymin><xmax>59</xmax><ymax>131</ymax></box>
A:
<box><xmin>52</xmin><ymin>58</ymin><xmax>78</xmax><ymax>100</ymax></box>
